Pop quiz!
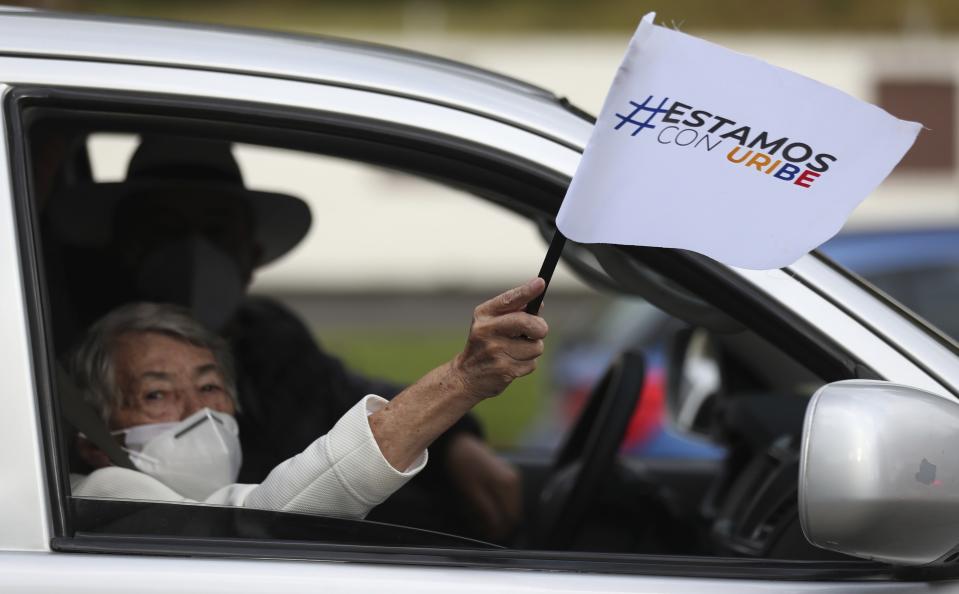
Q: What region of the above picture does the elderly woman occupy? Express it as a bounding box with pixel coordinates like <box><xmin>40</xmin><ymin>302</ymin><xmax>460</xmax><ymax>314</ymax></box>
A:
<box><xmin>70</xmin><ymin>278</ymin><xmax>548</xmax><ymax>519</ymax></box>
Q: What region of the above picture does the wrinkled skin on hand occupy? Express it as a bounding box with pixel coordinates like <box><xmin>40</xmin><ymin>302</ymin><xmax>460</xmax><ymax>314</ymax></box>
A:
<box><xmin>369</xmin><ymin>278</ymin><xmax>548</xmax><ymax>485</ymax></box>
<box><xmin>442</xmin><ymin>278</ymin><xmax>546</xmax><ymax>541</ymax></box>
<box><xmin>451</xmin><ymin>277</ymin><xmax>549</xmax><ymax>403</ymax></box>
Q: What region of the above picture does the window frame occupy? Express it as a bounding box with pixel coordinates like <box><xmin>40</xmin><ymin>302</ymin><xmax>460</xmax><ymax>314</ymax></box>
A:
<box><xmin>7</xmin><ymin>84</ymin><xmax>941</xmax><ymax>582</ymax></box>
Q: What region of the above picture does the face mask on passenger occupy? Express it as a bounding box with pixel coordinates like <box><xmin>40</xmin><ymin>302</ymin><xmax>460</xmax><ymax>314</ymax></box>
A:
<box><xmin>135</xmin><ymin>235</ymin><xmax>244</xmax><ymax>331</ymax></box>
<box><xmin>112</xmin><ymin>407</ymin><xmax>242</xmax><ymax>500</ymax></box>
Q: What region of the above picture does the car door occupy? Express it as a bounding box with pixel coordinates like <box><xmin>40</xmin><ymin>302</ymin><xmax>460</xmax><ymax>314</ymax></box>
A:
<box><xmin>1</xmin><ymin>24</ymin><xmax>958</xmax><ymax>592</ymax></box>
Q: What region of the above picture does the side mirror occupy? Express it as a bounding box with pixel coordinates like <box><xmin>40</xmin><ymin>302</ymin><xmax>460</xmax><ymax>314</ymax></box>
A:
<box><xmin>800</xmin><ymin>380</ymin><xmax>959</xmax><ymax>565</ymax></box>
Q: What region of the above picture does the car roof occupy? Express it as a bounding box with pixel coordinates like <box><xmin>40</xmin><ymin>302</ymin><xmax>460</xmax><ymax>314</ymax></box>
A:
<box><xmin>0</xmin><ymin>8</ymin><xmax>592</xmax><ymax>150</ymax></box>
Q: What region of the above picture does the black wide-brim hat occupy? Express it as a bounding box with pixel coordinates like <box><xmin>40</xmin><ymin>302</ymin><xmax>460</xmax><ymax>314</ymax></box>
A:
<box><xmin>46</xmin><ymin>136</ymin><xmax>312</xmax><ymax>266</ymax></box>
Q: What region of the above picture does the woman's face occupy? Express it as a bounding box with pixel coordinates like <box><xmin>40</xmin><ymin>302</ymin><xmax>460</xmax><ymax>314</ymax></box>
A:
<box><xmin>108</xmin><ymin>331</ymin><xmax>235</xmax><ymax>430</ymax></box>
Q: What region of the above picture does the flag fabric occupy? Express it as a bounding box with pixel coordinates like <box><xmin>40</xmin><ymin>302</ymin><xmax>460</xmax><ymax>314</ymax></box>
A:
<box><xmin>556</xmin><ymin>13</ymin><xmax>922</xmax><ymax>270</ymax></box>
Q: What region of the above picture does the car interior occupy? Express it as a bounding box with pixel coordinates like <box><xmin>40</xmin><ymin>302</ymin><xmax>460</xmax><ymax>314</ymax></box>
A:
<box><xmin>14</xmin><ymin>91</ymin><xmax>889</xmax><ymax>574</ymax></box>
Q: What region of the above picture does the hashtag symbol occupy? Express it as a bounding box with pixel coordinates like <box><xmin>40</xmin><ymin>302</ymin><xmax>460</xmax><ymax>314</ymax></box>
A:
<box><xmin>614</xmin><ymin>95</ymin><xmax>671</xmax><ymax>135</ymax></box>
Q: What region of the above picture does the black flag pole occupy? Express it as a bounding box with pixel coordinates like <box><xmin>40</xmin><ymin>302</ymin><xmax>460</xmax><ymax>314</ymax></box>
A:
<box><xmin>525</xmin><ymin>230</ymin><xmax>567</xmax><ymax>315</ymax></box>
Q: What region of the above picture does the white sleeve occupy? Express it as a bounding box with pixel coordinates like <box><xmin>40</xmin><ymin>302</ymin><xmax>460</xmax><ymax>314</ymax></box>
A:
<box><xmin>72</xmin><ymin>395</ymin><xmax>426</xmax><ymax>518</ymax></box>
<box><xmin>72</xmin><ymin>466</ymin><xmax>190</xmax><ymax>502</ymax></box>
<box><xmin>237</xmin><ymin>394</ymin><xmax>428</xmax><ymax>518</ymax></box>
<box><xmin>72</xmin><ymin>467</ymin><xmax>257</xmax><ymax>506</ymax></box>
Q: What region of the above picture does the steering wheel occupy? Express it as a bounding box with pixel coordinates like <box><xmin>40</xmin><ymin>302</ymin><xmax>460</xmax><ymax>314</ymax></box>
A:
<box><xmin>530</xmin><ymin>350</ymin><xmax>646</xmax><ymax>549</ymax></box>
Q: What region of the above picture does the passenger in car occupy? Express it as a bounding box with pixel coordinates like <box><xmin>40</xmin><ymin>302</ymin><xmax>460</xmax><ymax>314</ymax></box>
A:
<box><xmin>46</xmin><ymin>135</ymin><xmax>524</xmax><ymax>539</ymax></box>
<box><xmin>69</xmin><ymin>281</ymin><xmax>547</xmax><ymax>518</ymax></box>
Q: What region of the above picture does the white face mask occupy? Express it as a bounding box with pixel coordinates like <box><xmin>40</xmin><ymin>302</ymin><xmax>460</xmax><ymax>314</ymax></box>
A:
<box><xmin>113</xmin><ymin>408</ymin><xmax>242</xmax><ymax>500</ymax></box>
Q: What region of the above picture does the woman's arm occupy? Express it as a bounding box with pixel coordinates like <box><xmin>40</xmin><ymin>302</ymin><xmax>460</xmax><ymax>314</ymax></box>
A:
<box><xmin>240</xmin><ymin>278</ymin><xmax>548</xmax><ymax>519</ymax></box>
<box><xmin>369</xmin><ymin>278</ymin><xmax>548</xmax><ymax>471</ymax></box>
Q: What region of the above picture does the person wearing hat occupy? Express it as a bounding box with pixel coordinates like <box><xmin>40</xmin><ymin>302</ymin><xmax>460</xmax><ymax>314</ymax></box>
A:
<box><xmin>50</xmin><ymin>135</ymin><xmax>524</xmax><ymax>540</ymax></box>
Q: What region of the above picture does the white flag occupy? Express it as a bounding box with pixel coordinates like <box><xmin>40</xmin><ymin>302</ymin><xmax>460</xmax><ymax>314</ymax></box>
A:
<box><xmin>556</xmin><ymin>13</ymin><xmax>921</xmax><ymax>270</ymax></box>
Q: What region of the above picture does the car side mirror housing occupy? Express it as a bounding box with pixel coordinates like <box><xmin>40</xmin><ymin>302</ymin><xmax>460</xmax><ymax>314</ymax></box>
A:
<box><xmin>800</xmin><ymin>380</ymin><xmax>959</xmax><ymax>565</ymax></box>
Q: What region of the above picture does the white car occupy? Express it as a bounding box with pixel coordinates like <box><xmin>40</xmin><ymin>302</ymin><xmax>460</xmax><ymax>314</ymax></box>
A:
<box><xmin>2</xmin><ymin>8</ymin><xmax>959</xmax><ymax>593</ymax></box>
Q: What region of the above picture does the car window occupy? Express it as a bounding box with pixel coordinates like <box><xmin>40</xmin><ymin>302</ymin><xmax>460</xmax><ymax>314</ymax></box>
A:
<box><xmin>81</xmin><ymin>132</ymin><xmax>593</xmax><ymax>453</ymax></box>
<box><xmin>14</xmin><ymin>94</ymin><xmax>883</xmax><ymax>576</ymax></box>
<box><xmin>33</xmin><ymin>110</ymin><xmax>624</xmax><ymax>546</ymax></box>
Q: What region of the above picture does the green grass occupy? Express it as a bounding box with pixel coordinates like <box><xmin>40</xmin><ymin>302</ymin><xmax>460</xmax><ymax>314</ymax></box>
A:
<box><xmin>319</xmin><ymin>329</ymin><xmax>546</xmax><ymax>449</ymax></box>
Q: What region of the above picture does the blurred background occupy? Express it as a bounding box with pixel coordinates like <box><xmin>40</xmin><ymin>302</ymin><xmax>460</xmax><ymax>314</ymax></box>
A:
<box><xmin>22</xmin><ymin>0</ymin><xmax>959</xmax><ymax>449</ymax></box>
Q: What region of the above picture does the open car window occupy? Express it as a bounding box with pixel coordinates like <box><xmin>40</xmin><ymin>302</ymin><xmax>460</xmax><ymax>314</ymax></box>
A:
<box><xmin>10</xmin><ymin>88</ymin><xmax>898</xmax><ymax>580</ymax></box>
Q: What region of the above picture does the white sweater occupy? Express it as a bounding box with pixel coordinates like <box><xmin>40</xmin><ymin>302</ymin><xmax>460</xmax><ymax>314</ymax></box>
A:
<box><xmin>70</xmin><ymin>395</ymin><xmax>428</xmax><ymax>519</ymax></box>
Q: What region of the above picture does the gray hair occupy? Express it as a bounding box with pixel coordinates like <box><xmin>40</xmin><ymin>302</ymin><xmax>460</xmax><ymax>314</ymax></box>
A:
<box><xmin>72</xmin><ymin>302</ymin><xmax>238</xmax><ymax>423</ymax></box>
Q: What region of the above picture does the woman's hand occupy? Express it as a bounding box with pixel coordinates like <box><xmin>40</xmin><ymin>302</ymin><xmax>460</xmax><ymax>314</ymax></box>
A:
<box><xmin>451</xmin><ymin>277</ymin><xmax>548</xmax><ymax>403</ymax></box>
<box><xmin>369</xmin><ymin>279</ymin><xmax>548</xmax><ymax>472</ymax></box>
